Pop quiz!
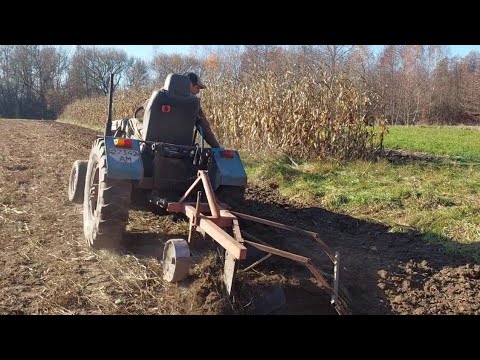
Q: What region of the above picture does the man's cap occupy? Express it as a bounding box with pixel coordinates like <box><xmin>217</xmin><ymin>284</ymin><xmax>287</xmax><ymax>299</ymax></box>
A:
<box><xmin>184</xmin><ymin>72</ymin><xmax>206</xmax><ymax>89</ymax></box>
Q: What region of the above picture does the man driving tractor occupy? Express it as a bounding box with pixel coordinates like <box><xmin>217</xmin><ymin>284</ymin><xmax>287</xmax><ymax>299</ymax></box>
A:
<box><xmin>113</xmin><ymin>72</ymin><xmax>221</xmax><ymax>148</ymax></box>
<box><xmin>183</xmin><ymin>72</ymin><xmax>221</xmax><ymax>148</ymax></box>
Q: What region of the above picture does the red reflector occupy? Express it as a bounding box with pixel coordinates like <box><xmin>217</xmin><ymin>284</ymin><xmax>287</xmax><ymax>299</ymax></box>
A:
<box><xmin>114</xmin><ymin>138</ymin><xmax>133</xmax><ymax>148</ymax></box>
<box><xmin>220</xmin><ymin>150</ymin><xmax>235</xmax><ymax>158</ymax></box>
<box><xmin>162</xmin><ymin>105</ymin><xmax>171</xmax><ymax>112</ymax></box>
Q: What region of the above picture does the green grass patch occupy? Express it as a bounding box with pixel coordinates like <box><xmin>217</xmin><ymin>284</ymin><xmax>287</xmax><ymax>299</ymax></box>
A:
<box><xmin>384</xmin><ymin>125</ymin><xmax>480</xmax><ymax>162</ymax></box>
<box><xmin>244</xmin><ymin>154</ymin><xmax>480</xmax><ymax>261</ymax></box>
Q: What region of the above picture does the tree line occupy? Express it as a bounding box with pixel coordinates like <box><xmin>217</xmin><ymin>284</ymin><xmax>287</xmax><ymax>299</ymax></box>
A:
<box><xmin>1</xmin><ymin>45</ymin><xmax>479</xmax><ymax>124</ymax></box>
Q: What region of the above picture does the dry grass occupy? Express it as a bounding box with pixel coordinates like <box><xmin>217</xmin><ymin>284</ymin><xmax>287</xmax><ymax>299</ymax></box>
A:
<box><xmin>0</xmin><ymin>120</ymin><xmax>230</xmax><ymax>315</ymax></box>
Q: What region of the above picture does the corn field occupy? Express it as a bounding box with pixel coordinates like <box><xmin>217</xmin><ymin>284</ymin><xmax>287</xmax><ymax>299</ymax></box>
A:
<box><xmin>60</xmin><ymin>89</ymin><xmax>151</xmax><ymax>129</ymax></box>
<box><xmin>60</xmin><ymin>70</ymin><xmax>386</xmax><ymax>160</ymax></box>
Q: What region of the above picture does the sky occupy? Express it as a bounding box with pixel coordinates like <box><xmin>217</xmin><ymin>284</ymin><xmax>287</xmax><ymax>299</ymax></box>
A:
<box><xmin>71</xmin><ymin>45</ymin><xmax>192</xmax><ymax>61</ymax></box>
<box><xmin>73</xmin><ymin>45</ymin><xmax>480</xmax><ymax>62</ymax></box>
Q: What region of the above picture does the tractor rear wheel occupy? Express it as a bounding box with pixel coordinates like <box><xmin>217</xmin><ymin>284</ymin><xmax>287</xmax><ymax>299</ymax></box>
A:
<box><xmin>68</xmin><ymin>160</ymin><xmax>88</xmax><ymax>204</ymax></box>
<box><xmin>83</xmin><ymin>139</ymin><xmax>132</xmax><ymax>250</ymax></box>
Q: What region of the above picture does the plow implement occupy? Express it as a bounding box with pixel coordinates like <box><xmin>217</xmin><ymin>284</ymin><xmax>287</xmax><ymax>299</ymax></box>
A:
<box><xmin>158</xmin><ymin>170</ymin><xmax>350</xmax><ymax>315</ymax></box>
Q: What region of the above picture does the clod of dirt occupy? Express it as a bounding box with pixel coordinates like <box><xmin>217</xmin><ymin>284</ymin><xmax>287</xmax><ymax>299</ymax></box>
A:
<box><xmin>378</xmin><ymin>270</ymin><xmax>388</xmax><ymax>279</ymax></box>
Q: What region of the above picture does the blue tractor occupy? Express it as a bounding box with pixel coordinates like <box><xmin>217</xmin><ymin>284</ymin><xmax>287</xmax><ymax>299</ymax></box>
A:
<box><xmin>68</xmin><ymin>73</ymin><xmax>247</xmax><ymax>250</ymax></box>
<box><xmin>67</xmin><ymin>73</ymin><xmax>347</xmax><ymax>314</ymax></box>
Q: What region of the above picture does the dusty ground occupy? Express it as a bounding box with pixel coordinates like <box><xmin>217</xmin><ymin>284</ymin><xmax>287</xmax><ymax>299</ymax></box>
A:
<box><xmin>1</xmin><ymin>119</ymin><xmax>479</xmax><ymax>315</ymax></box>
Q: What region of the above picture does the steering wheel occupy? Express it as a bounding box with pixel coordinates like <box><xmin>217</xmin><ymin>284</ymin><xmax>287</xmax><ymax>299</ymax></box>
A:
<box><xmin>134</xmin><ymin>106</ymin><xmax>144</xmax><ymax>119</ymax></box>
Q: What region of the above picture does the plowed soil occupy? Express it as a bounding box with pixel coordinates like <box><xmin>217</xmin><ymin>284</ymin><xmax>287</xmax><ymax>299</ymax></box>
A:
<box><xmin>1</xmin><ymin>119</ymin><xmax>479</xmax><ymax>315</ymax></box>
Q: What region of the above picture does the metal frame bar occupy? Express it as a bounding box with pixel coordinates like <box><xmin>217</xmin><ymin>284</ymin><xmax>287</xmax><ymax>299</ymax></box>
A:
<box><xmin>231</xmin><ymin>211</ymin><xmax>334</xmax><ymax>261</ymax></box>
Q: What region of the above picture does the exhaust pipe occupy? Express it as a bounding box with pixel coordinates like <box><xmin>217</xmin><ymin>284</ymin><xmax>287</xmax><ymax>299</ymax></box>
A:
<box><xmin>104</xmin><ymin>73</ymin><xmax>114</xmax><ymax>137</ymax></box>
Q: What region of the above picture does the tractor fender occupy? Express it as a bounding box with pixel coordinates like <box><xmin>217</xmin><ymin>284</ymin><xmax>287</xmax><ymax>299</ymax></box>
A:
<box><xmin>104</xmin><ymin>136</ymin><xmax>144</xmax><ymax>180</ymax></box>
<box><xmin>209</xmin><ymin>148</ymin><xmax>247</xmax><ymax>191</ymax></box>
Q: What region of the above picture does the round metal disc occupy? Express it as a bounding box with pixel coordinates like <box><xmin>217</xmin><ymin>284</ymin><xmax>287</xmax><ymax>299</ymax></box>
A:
<box><xmin>162</xmin><ymin>239</ymin><xmax>192</xmax><ymax>282</ymax></box>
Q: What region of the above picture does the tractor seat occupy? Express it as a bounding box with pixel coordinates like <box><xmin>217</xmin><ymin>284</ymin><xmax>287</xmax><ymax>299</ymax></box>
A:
<box><xmin>142</xmin><ymin>73</ymin><xmax>200</xmax><ymax>146</ymax></box>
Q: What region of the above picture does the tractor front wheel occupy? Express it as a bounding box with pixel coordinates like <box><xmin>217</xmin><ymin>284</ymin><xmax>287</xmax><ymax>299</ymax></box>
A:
<box><xmin>83</xmin><ymin>139</ymin><xmax>132</xmax><ymax>250</ymax></box>
<box><xmin>68</xmin><ymin>160</ymin><xmax>88</xmax><ymax>204</ymax></box>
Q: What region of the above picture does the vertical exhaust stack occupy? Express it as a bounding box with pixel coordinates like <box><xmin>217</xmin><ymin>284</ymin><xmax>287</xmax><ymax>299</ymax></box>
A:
<box><xmin>104</xmin><ymin>73</ymin><xmax>115</xmax><ymax>137</ymax></box>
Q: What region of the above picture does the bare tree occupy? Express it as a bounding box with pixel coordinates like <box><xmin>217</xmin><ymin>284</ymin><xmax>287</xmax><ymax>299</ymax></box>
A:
<box><xmin>2</xmin><ymin>44</ymin><xmax>480</xmax><ymax>125</ymax></box>
<box><xmin>150</xmin><ymin>53</ymin><xmax>204</xmax><ymax>86</ymax></box>
<box><xmin>66</xmin><ymin>45</ymin><xmax>96</xmax><ymax>99</ymax></box>
<box><xmin>239</xmin><ymin>45</ymin><xmax>286</xmax><ymax>77</ymax></box>
<box><xmin>66</xmin><ymin>46</ymin><xmax>133</xmax><ymax>97</ymax></box>
<box><xmin>318</xmin><ymin>45</ymin><xmax>354</xmax><ymax>74</ymax></box>
<box><xmin>85</xmin><ymin>47</ymin><xmax>133</xmax><ymax>95</ymax></box>
<box><xmin>203</xmin><ymin>45</ymin><xmax>243</xmax><ymax>81</ymax></box>
<box><xmin>0</xmin><ymin>45</ymin><xmax>21</xmax><ymax>117</ymax></box>
<box><xmin>375</xmin><ymin>45</ymin><xmax>402</xmax><ymax>124</ymax></box>
<box><xmin>0</xmin><ymin>45</ymin><xmax>70</xmax><ymax>118</ymax></box>
<box><xmin>126</xmin><ymin>58</ymin><xmax>151</xmax><ymax>89</ymax></box>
